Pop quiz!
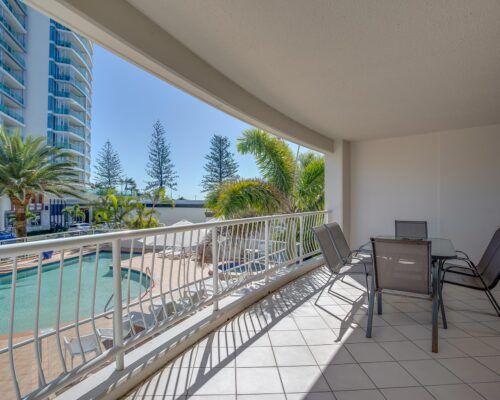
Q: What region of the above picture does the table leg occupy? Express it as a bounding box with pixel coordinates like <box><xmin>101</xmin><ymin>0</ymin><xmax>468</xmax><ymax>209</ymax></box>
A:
<box><xmin>432</xmin><ymin>262</ymin><xmax>439</xmax><ymax>353</ymax></box>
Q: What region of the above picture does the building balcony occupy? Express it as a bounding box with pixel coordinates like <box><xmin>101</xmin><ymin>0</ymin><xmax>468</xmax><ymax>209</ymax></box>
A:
<box><xmin>0</xmin><ymin>12</ymin><xmax>25</xmax><ymax>49</ymax></box>
<box><xmin>1</xmin><ymin>210</ymin><xmax>500</xmax><ymax>400</ymax></box>
<box><xmin>54</xmin><ymin>73</ymin><xmax>90</xmax><ymax>97</ymax></box>
<box><xmin>54</xmin><ymin>55</ymin><xmax>92</xmax><ymax>83</ymax></box>
<box><xmin>0</xmin><ymin>81</ymin><xmax>22</xmax><ymax>104</ymax></box>
<box><xmin>52</xmin><ymin>123</ymin><xmax>86</xmax><ymax>139</ymax></box>
<box><xmin>0</xmin><ymin>0</ymin><xmax>25</xmax><ymax>30</ymax></box>
<box><xmin>0</xmin><ymin>101</ymin><xmax>22</xmax><ymax>124</ymax></box>
<box><xmin>53</xmin><ymin>140</ymin><xmax>86</xmax><ymax>155</ymax></box>
<box><xmin>55</xmin><ymin>40</ymin><xmax>92</xmax><ymax>70</ymax></box>
<box><xmin>0</xmin><ymin>34</ymin><xmax>24</xmax><ymax>68</ymax></box>
<box><xmin>53</xmin><ymin>106</ymin><xmax>86</xmax><ymax>125</ymax></box>
<box><xmin>53</xmin><ymin>89</ymin><xmax>85</xmax><ymax>110</ymax></box>
<box><xmin>0</xmin><ymin>56</ymin><xmax>23</xmax><ymax>86</ymax></box>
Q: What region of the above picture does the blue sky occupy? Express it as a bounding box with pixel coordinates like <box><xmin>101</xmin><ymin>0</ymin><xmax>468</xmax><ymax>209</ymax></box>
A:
<box><xmin>91</xmin><ymin>45</ymin><xmax>303</xmax><ymax>199</ymax></box>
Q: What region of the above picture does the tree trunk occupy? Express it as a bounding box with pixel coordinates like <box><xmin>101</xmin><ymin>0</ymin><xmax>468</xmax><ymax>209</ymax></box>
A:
<box><xmin>13</xmin><ymin>203</ymin><xmax>27</xmax><ymax>238</ymax></box>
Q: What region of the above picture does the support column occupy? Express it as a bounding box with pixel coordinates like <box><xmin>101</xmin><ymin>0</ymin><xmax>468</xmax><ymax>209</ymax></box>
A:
<box><xmin>324</xmin><ymin>139</ymin><xmax>351</xmax><ymax>240</ymax></box>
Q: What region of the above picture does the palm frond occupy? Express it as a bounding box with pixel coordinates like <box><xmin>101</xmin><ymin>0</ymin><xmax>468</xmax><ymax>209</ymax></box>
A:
<box><xmin>237</xmin><ymin>129</ymin><xmax>295</xmax><ymax>196</ymax></box>
<box><xmin>209</xmin><ymin>179</ymin><xmax>284</xmax><ymax>218</ymax></box>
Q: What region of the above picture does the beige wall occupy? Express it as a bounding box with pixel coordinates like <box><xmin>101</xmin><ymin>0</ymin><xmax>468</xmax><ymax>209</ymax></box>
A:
<box><xmin>350</xmin><ymin>124</ymin><xmax>500</xmax><ymax>262</ymax></box>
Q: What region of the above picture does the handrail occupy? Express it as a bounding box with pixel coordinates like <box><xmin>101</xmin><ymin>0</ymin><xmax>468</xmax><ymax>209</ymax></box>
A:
<box><xmin>0</xmin><ymin>211</ymin><xmax>327</xmax><ymax>258</ymax></box>
<box><xmin>0</xmin><ymin>210</ymin><xmax>327</xmax><ymax>399</ymax></box>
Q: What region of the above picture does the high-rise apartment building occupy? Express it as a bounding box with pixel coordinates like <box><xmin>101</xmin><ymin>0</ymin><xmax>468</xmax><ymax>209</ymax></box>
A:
<box><xmin>0</xmin><ymin>0</ymin><xmax>92</xmax><ymax>230</ymax></box>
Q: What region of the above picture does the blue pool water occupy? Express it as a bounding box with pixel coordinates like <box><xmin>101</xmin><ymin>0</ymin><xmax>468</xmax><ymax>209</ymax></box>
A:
<box><xmin>0</xmin><ymin>252</ymin><xmax>150</xmax><ymax>334</ymax></box>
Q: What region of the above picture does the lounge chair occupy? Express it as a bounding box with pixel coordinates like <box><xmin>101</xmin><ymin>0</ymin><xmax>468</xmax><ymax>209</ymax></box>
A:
<box><xmin>96</xmin><ymin>319</ymin><xmax>134</xmax><ymax>349</ymax></box>
<box><xmin>63</xmin><ymin>333</ymin><xmax>100</xmax><ymax>368</ymax></box>
<box><xmin>313</xmin><ymin>224</ymin><xmax>370</xmax><ymax>292</ymax></box>
<box><xmin>395</xmin><ymin>220</ymin><xmax>428</xmax><ymax>239</ymax></box>
<box><xmin>442</xmin><ymin>227</ymin><xmax>500</xmax><ymax>316</ymax></box>
<box><xmin>367</xmin><ymin>238</ymin><xmax>446</xmax><ymax>352</ymax></box>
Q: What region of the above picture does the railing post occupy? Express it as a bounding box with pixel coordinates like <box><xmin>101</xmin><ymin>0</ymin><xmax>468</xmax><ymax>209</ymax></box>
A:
<box><xmin>264</xmin><ymin>219</ymin><xmax>270</xmax><ymax>282</ymax></box>
<box><xmin>299</xmin><ymin>215</ymin><xmax>304</xmax><ymax>264</ymax></box>
<box><xmin>112</xmin><ymin>238</ymin><xmax>124</xmax><ymax>371</ymax></box>
<box><xmin>211</xmin><ymin>226</ymin><xmax>219</xmax><ymax>312</ymax></box>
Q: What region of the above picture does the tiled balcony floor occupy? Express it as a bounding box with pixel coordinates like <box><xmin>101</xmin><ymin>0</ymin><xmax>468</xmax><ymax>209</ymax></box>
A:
<box><xmin>124</xmin><ymin>266</ymin><xmax>500</xmax><ymax>400</ymax></box>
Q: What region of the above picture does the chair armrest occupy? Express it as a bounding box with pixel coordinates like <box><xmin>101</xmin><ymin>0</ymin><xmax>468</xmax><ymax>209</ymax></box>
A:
<box><xmin>455</xmin><ymin>250</ymin><xmax>471</xmax><ymax>260</ymax></box>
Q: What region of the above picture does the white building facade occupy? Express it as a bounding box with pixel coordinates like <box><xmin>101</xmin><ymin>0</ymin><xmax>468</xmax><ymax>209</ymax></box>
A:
<box><xmin>0</xmin><ymin>0</ymin><xmax>92</xmax><ymax>231</ymax></box>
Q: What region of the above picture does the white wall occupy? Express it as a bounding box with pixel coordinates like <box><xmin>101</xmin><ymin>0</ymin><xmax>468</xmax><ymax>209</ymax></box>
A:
<box><xmin>24</xmin><ymin>7</ymin><xmax>50</xmax><ymax>138</ymax></box>
<box><xmin>152</xmin><ymin>207</ymin><xmax>208</xmax><ymax>226</ymax></box>
<box><xmin>350</xmin><ymin>124</ymin><xmax>500</xmax><ymax>262</ymax></box>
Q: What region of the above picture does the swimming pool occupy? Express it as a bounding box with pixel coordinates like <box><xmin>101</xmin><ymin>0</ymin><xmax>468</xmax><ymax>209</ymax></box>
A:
<box><xmin>0</xmin><ymin>252</ymin><xmax>151</xmax><ymax>335</ymax></box>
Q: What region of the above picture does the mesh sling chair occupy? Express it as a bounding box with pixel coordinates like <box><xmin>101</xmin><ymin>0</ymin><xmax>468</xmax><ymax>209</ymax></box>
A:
<box><xmin>395</xmin><ymin>220</ymin><xmax>428</xmax><ymax>239</ymax></box>
<box><xmin>325</xmin><ymin>222</ymin><xmax>372</xmax><ymax>264</ymax></box>
<box><xmin>313</xmin><ymin>224</ymin><xmax>370</xmax><ymax>293</ymax></box>
<box><xmin>441</xmin><ymin>227</ymin><xmax>500</xmax><ymax>316</ymax></box>
<box><xmin>367</xmin><ymin>238</ymin><xmax>446</xmax><ymax>352</ymax></box>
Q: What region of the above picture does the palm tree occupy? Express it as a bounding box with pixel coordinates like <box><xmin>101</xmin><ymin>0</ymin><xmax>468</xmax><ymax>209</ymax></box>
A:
<box><xmin>206</xmin><ymin>129</ymin><xmax>324</xmax><ymax>218</ymax></box>
<box><xmin>62</xmin><ymin>204</ymin><xmax>86</xmax><ymax>223</ymax></box>
<box><xmin>0</xmin><ymin>130</ymin><xmax>82</xmax><ymax>237</ymax></box>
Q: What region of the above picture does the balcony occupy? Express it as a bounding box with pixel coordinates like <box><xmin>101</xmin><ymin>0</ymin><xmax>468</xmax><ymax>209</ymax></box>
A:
<box><xmin>55</xmin><ymin>40</ymin><xmax>92</xmax><ymax>70</ymax></box>
<box><xmin>53</xmin><ymin>140</ymin><xmax>85</xmax><ymax>154</ymax></box>
<box><xmin>0</xmin><ymin>35</ymin><xmax>24</xmax><ymax>68</ymax></box>
<box><xmin>0</xmin><ymin>0</ymin><xmax>25</xmax><ymax>30</ymax></box>
<box><xmin>0</xmin><ymin>102</ymin><xmax>22</xmax><ymax>123</ymax></box>
<box><xmin>54</xmin><ymin>73</ymin><xmax>90</xmax><ymax>97</ymax></box>
<box><xmin>53</xmin><ymin>106</ymin><xmax>86</xmax><ymax>125</ymax></box>
<box><xmin>54</xmin><ymin>55</ymin><xmax>92</xmax><ymax>83</ymax></box>
<box><xmin>53</xmin><ymin>90</ymin><xmax>85</xmax><ymax>109</ymax></box>
<box><xmin>0</xmin><ymin>13</ymin><xmax>24</xmax><ymax>49</ymax></box>
<box><xmin>0</xmin><ymin>81</ymin><xmax>22</xmax><ymax>104</ymax></box>
<box><xmin>52</xmin><ymin>123</ymin><xmax>86</xmax><ymax>139</ymax></box>
<box><xmin>2</xmin><ymin>210</ymin><xmax>500</xmax><ymax>400</ymax></box>
<box><xmin>0</xmin><ymin>56</ymin><xmax>23</xmax><ymax>85</ymax></box>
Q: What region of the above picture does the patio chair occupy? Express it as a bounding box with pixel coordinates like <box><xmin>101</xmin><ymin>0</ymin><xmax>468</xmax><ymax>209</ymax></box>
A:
<box><xmin>325</xmin><ymin>222</ymin><xmax>372</xmax><ymax>264</ymax></box>
<box><xmin>63</xmin><ymin>333</ymin><xmax>100</xmax><ymax>369</ymax></box>
<box><xmin>395</xmin><ymin>220</ymin><xmax>428</xmax><ymax>239</ymax></box>
<box><xmin>366</xmin><ymin>238</ymin><xmax>446</xmax><ymax>351</ymax></box>
<box><xmin>96</xmin><ymin>319</ymin><xmax>134</xmax><ymax>349</ymax></box>
<box><xmin>441</xmin><ymin>227</ymin><xmax>500</xmax><ymax>316</ymax></box>
<box><xmin>313</xmin><ymin>224</ymin><xmax>370</xmax><ymax>292</ymax></box>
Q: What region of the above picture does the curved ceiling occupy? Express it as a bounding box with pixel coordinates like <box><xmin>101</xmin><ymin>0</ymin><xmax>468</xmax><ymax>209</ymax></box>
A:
<box><xmin>126</xmin><ymin>0</ymin><xmax>500</xmax><ymax>141</ymax></box>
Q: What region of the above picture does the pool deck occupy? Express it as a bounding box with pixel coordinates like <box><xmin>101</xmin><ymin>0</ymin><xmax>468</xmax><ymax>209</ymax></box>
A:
<box><xmin>0</xmin><ymin>249</ymin><xmax>211</xmax><ymax>399</ymax></box>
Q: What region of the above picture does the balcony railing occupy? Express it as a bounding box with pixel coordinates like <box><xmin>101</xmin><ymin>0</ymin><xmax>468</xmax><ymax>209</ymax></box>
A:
<box><xmin>56</xmin><ymin>40</ymin><xmax>92</xmax><ymax>69</ymax></box>
<box><xmin>54</xmin><ymin>90</ymin><xmax>85</xmax><ymax>108</ymax></box>
<box><xmin>0</xmin><ymin>35</ymin><xmax>24</xmax><ymax>67</ymax></box>
<box><xmin>53</xmin><ymin>123</ymin><xmax>85</xmax><ymax>138</ymax></box>
<box><xmin>0</xmin><ymin>0</ymin><xmax>25</xmax><ymax>28</ymax></box>
<box><xmin>0</xmin><ymin>56</ymin><xmax>23</xmax><ymax>84</ymax></box>
<box><xmin>0</xmin><ymin>81</ymin><xmax>22</xmax><ymax>104</ymax></box>
<box><xmin>54</xmin><ymin>73</ymin><xmax>90</xmax><ymax>96</ymax></box>
<box><xmin>53</xmin><ymin>140</ymin><xmax>85</xmax><ymax>154</ymax></box>
<box><xmin>0</xmin><ymin>102</ymin><xmax>22</xmax><ymax>123</ymax></box>
<box><xmin>53</xmin><ymin>106</ymin><xmax>86</xmax><ymax>124</ymax></box>
<box><xmin>0</xmin><ymin>211</ymin><xmax>326</xmax><ymax>399</ymax></box>
<box><xmin>0</xmin><ymin>12</ymin><xmax>25</xmax><ymax>48</ymax></box>
<box><xmin>55</xmin><ymin>55</ymin><xmax>92</xmax><ymax>82</ymax></box>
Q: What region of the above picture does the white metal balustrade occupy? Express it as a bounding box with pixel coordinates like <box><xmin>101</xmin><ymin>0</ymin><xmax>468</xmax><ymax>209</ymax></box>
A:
<box><xmin>0</xmin><ymin>211</ymin><xmax>327</xmax><ymax>399</ymax></box>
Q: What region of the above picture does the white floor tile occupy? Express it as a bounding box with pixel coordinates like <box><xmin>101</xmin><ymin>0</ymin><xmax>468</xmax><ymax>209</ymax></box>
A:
<box><xmin>360</xmin><ymin>361</ymin><xmax>419</xmax><ymax>388</ymax></box>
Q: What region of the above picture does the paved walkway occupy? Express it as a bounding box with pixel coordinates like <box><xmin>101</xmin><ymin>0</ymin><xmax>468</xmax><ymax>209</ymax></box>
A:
<box><xmin>124</xmin><ymin>266</ymin><xmax>500</xmax><ymax>400</ymax></box>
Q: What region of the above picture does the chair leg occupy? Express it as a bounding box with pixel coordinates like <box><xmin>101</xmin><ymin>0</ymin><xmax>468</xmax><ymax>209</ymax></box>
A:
<box><xmin>366</xmin><ymin>278</ymin><xmax>376</xmax><ymax>338</ymax></box>
<box><xmin>377</xmin><ymin>290</ymin><xmax>383</xmax><ymax>315</ymax></box>
<box><xmin>438</xmin><ymin>267</ymin><xmax>447</xmax><ymax>329</ymax></box>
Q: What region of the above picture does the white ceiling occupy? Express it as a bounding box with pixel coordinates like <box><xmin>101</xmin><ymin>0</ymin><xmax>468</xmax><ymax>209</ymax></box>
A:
<box><xmin>126</xmin><ymin>0</ymin><xmax>500</xmax><ymax>141</ymax></box>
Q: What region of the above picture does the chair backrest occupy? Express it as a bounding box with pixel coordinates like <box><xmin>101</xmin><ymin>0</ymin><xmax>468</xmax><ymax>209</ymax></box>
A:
<box><xmin>477</xmin><ymin>228</ymin><xmax>500</xmax><ymax>287</ymax></box>
<box><xmin>395</xmin><ymin>220</ymin><xmax>428</xmax><ymax>239</ymax></box>
<box><xmin>371</xmin><ymin>238</ymin><xmax>432</xmax><ymax>295</ymax></box>
<box><xmin>324</xmin><ymin>222</ymin><xmax>351</xmax><ymax>261</ymax></box>
<box><xmin>313</xmin><ymin>225</ymin><xmax>342</xmax><ymax>273</ymax></box>
<box><xmin>476</xmin><ymin>227</ymin><xmax>500</xmax><ymax>274</ymax></box>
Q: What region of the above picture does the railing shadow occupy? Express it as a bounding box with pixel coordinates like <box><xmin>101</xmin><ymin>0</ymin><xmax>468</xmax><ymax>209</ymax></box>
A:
<box><xmin>124</xmin><ymin>266</ymin><xmax>370</xmax><ymax>399</ymax></box>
